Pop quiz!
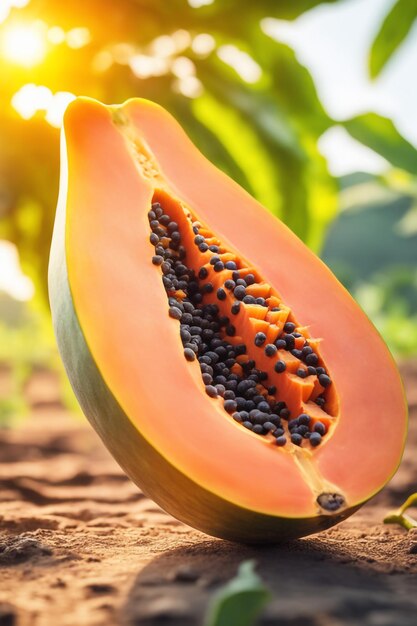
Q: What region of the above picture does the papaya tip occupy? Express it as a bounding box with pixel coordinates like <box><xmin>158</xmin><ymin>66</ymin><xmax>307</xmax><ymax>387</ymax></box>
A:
<box><xmin>317</xmin><ymin>493</ymin><xmax>346</xmax><ymax>513</ymax></box>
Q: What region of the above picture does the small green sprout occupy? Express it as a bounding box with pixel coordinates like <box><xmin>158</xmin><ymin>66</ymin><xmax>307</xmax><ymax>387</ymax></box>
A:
<box><xmin>384</xmin><ymin>493</ymin><xmax>417</xmax><ymax>531</ymax></box>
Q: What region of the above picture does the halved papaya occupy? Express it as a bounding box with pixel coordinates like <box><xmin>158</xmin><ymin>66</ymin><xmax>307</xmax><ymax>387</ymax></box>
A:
<box><xmin>48</xmin><ymin>97</ymin><xmax>407</xmax><ymax>543</ymax></box>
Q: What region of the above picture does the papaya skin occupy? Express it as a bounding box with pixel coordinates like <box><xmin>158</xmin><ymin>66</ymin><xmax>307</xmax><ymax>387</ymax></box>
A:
<box><xmin>48</xmin><ymin>96</ymin><xmax>407</xmax><ymax>543</ymax></box>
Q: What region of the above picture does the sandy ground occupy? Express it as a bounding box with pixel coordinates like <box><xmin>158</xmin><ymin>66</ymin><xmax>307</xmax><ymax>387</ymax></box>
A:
<box><xmin>0</xmin><ymin>363</ymin><xmax>416</xmax><ymax>626</ymax></box>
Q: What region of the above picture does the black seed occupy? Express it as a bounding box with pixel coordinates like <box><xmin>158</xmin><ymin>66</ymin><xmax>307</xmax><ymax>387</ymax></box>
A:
<box><xmin>263</xmin><ymin>421</ymin><xmax>275</xmax><ymax>431</ymax></box>
<box><xmin>148</xmin><ymin>210</ymin><xmax>156</xmax><ymax>220</ymax></box>
<box><xmin>226</xmin><ymin>324</ymin><xmax>236</xmax><ymax>336</ymax></box>
<box><xmin>224</xmin><ymin>279</ymin><xmax>235</xmax><ymax>290</ymax></box>
<box><xmin>284</xmin><ymin>322</ymin><xmax>296</xmax><ymax>333</ymax></box>
<box><xmin>257</xmin><ymin>401</ymin><xmax>270</xmax><ymax>412</ymax></box>
<box><xmin>280</xmin><ymin>408</ymin><xmax>290</xmax><ymax>420</ymax></box>
<box><xmin>307</xmin><ymin>366</ymin><xmax>317</xmax><ymax>376</ymax></box>
<box><xmin>199</xmin><ymin>267</ymin><xmax>208</xmax><ymax>279</ymax></box>
<box><xmin>234</xmin><ymin>285</ymin><xmax>246</xmax><ymax>300</ymax></box>
<box><xmin>268</xmin><ymin>385</ymin><xmax>276</xmax><ymax>395</ymax></box>
<box><xmin>205</xmin><ymin>385</ymin><xmax>218</xmax><ymax>398</ymax></box>
<box><xmin>202</xmin><ymin>372</ymin><xmax>212</xmax><ymax>385</ymax></box>
<box><xmin>276</xmin><ymin>435</ymin><xmax>287</xmax><ymax>446</ymax></box>
<box><xmin>242</xmin><ymin>295</ymin><xmax>256</xmax><ymax>304</ymax></box>
<box><xmin>284</xmin><ymin>334</ymin><xmax>295</xmax><ymax>350</ymax></box>
<box><xmin>265</xmin><ymin>344</ymin><xmax>277</xmax><ymax>357</ymax></box>
<box><xmin>232</xmin><ymin>271</ymin><xmax>240</xmax><ymax>281</ymax></box>
<box><xmin>225</xmin><ymin>261</ymin><xmax>237</xmax><ymax>270</ymax></box>
<box><xmin>184</xmin><ymin>348</ymin><xmax>196</xmax><ymax>361</ymax></box>
<box><xmin>274</xmin><ymin>360</ymin><xmax>286</xmax><ymax>373</ymax></box>
<box><xmin>315</xmin><ymin>397</ymin><xmax>326</xmax><ymax>407</ymax></box>
<box><xmin>152</xmin><ymin>255</ymin><xmax>163</xmax><ymax>265</ymax></box>
<box><xmin>216</xmin><ymin>384</ymin><xmax>226</xmax><ymax>396</ymax></box>
<box><xmin>224</xmin><ymin>399</ymin><xmax>237</xmax><ymax>413</ymax></box>
<box><xmin>233</xmin><ymin>412</ymin><xmax>242</xmax><ymax>422</ymax></box>
<box><xmin>254</xmin><ymin>332</ymin><xmax>266</xmax><ymax>347</ymax></box>
<box><xmin>169</xmin><ymin>307</ymin><xmax>182</xmax><ymax>320</ymax></box>
<box><xmin>159</xmin><ymin>214</ymin><xmax>170</xmax><ymax>226</ymax></box>
<box><xmin>256</xmin><ymin>298</ymin><xmax>266</xmax><ymax>306</ymax></box>
<box><xmin>224</xmin><ymin>390</ymin><xmax>235</xmax><ymax>400</ymax></box>
<box><xmin>273</xmin><ymin>428</ymin><xmax>284</xmax><ymax>437</ymax></box>
<box><xmin>319</xmin><ymin>374</ymin><xmax>332</xmax><ymax>387</ymax></box>
<box><xmin>291</xmin><ymin>433</ymin><xmax>302</xmax><ymax>446</ymax></box>
<box><xmin>150</xmin><ymin>219</ymin><xmax>160</xmax><ymax>230</ymax></box>
<box><xmin>288</xmin><ymin>419</ymin><xmax>299</xmax><ymax>430</ymax></box>
<box><xmin>235</xmin><ymin>344</ymin><xmax>246</xmax><ymax>356</ymax></box>
<box><xmin>275</xmin><ymin>339</ymin><xmax>286</xmax><ymax>350</ymax></box>
<box><xmin>209</xmin><ymin>245</ymin><xmax>219</xmax><ymax>253</ymax></box>
<box><xmin>180</xmin><ymin>329</ymin><xmax>191</xmax><ymax>343</ymax></box>
<box><xmin>199</xmin><ymin>243</ymin><xmax>209</xmax><ymax>252</ymax></box>
<box><xmin>210</xmin><ymin>256</ymin><xmax>220</xmax><ymax>265</ymax></box>
<box><xmin>291</xmin><ymin>349</ymin><xmax>303</xmax><ymax>359</ymax></box>
<box><xmin>306</xmin><ymin>353</ymin><xmax>319</xmax><ymax>366</ymax></box>
<box><xmin>202</xmin><ymin>283</ymin><xmax>214</xmax><ymax>294</ymax></box>
<box><xmin>245</xmin><ymin>274</ymin><xmax>255</xmax><ymax>285</ymax></box>
<box><xmin>297</xmin><ymin>368</ymin><xmax>307</xmax><ymax>378</ymax></box>
<box><xmin>243</xmin><ymin>421</ymin><xmax>253</xmax><ymax>430</ymax></box>
<box><xmin>214</xmin><ymin>261</ymin><xmax>224</xmax><ymax>272</ymax></box>
<box><xmin>217</xmin><ymin>288</ymin><xmax>226</xmax><ymax>301</ymax></box>
<box><xmin>167</xmin><ymin>221</ymin><xmax>178</xmax><ymax>232</ymax></box>
<box><xmin>297</xmin><ymin>425</ymin><xmax>309</xmax><ymax>436</ymax></box>
<box><xmin>298</xmin><ymin>413</ymin><xmax>310</xmax><ymax>426</ymax></box>
<box><xmin>316</xmin><ymin>367</ymin><xmax>326</xmax><ymax>375</ymax></box>
<box><xmin>314</xmin><ymin>421</ymin><xmax>327</xmax><ymax>435</ymax></box>
<box><xmin>253</xmin><ymin>424</ymin><xmax>264</xmax><ymax>434</ymax></box>
<box><xmin>194</xmin><ymin>235</ymin><xmax>205</xmax><ymax>245</ymax></box>
<box><xmin>150</xmin><ymin>232</ymin><xmax>159</xmax><ymax>245</ymax></box>
<box><xmin>310</xmin><ymin>432</ymin><xmax>322</xmax><ymax>447</ymax></box>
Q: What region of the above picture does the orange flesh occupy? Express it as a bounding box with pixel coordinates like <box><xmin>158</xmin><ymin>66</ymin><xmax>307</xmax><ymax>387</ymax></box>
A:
<box><xmin>62</xmin><ymin>97</ymin><xmax>407</xmax><ymax>517</ymax></box>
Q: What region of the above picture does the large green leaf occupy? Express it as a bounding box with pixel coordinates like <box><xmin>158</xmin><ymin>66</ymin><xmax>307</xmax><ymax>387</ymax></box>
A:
<box><xmin>369</xmin><ymin>0</ymin><xmax>417</xmax><ymax>79</ymax></box>
<box><xmin>343</xmin><ymin>114</ymin><xmax>417</xmax><ymax>176</ymax></box>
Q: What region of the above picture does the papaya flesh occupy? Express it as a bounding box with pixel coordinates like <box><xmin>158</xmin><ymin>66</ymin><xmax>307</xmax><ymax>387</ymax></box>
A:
<box><xmin>48</xmin><ymin>97</ymin><xmax>407</xmax><ymax>543</ymax></box>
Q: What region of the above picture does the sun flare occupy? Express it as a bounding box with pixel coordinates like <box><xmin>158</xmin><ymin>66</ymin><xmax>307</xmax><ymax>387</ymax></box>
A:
<box><xmin>1</xmin><ymin>21</ymin><xmax>47</xmax><ymax>67</ymax></box>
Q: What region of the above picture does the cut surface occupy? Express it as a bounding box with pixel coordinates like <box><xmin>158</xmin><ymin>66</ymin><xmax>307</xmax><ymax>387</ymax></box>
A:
<box><xmin>148</xmin><ymin>190</ymin><xmax>337</xmax><ymax>451</ymax></box>
<box><xmin>50</xmin><ymin>96</ymin><xmax>407</xmax><ymax>539</ymax></box>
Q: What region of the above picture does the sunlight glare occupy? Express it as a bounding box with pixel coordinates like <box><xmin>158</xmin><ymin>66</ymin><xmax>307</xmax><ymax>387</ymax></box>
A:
<box><xmin>191</xmin><ymin>33</ymin><xmax>215</xmax><ymax>56</ymax></box>
<box><xmin>171</xmin><ymin>56</ymin><xmax>196</xmax><ymax>79</ymax></box>
<box><xmin>217</xmin><ymin>45</ymin><xmax>262</xmax><ymax>83</ymax></box>
<box><xmin>0</xmin><ymin>241</ymin><xmax>34</xmax><ymax>302</ymax></box>
<box><xmin>66</xmin><ymin>27</ymin><xmax>91</xmax><ymax>49</ymax></box>
<box><xmin>11</xmin><ymin>84</ymin><xmax>75</xmax><ymax>127</ymax></box>
<box><xmin>1</xmin><ymin>20</ymin><xmax>47</xmax><ymax>67</ymax></box>
<box><xmin>47</xmin><ymin>25</ymin><xmax>65</xmax><ymax>44</ymax></box>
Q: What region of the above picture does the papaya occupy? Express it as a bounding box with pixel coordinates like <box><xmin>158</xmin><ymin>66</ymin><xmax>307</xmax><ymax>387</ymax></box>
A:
<box><xmin>48</xmin><ymin>97</ymin><xmax>407</xmax><ymax>543</ymax></box>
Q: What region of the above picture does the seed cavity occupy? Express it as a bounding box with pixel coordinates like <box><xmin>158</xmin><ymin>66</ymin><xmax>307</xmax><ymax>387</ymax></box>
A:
<box><xmin>148</xmin><ymin>194</ymin><xmax>338</xmax><ymax>450</ymax></box>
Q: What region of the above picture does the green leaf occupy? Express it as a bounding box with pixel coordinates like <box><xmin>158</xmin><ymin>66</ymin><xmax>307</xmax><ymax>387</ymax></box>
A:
<box><xmin>369</xmin><ymin>0</ymin><xmax>417</xmax><ymax>79</ymax></box>
<box><xmin>342</xmin><ymin>114</ymin><xmax>417</xmax><ymax>176</ymax></box>
<box><xmin>204</xmin><ymin>560</ymin><xmax>271</xmax><ymax>626</ymax></box>
<box><xmin>192</xmin><ymin>93</ymin><xmax>283</xmax><ymax>218</ymax></box>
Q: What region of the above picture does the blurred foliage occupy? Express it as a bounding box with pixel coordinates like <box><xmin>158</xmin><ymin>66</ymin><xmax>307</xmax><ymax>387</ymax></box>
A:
<box><xmin>0</xmin><ymin>0</ymin><xmax>417</xmax><ymax>377</ymax></box>
<box><xmin>369</xmin><ymin>0</ymin><xmax>417</xmax><ymax>79</ymax></box>
<box><xmin>322</xmin><ymin>173</ymin><xmax>417</xmax><ymax>358</ymax></box>
<box><xmin>0</xmin><ymin>291</ymin><xmax>76</xmax><ymax>424</ymax></box>
<box><xmin>204</xmin><ymin>560</ymin><xmax>270</xmax><ymax>626</ymax></box>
